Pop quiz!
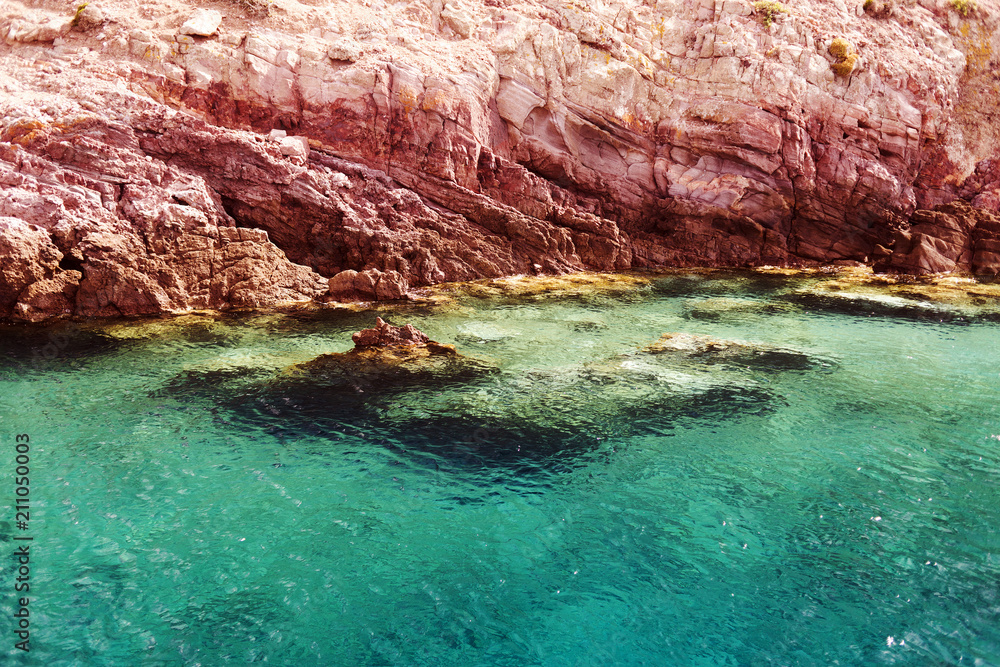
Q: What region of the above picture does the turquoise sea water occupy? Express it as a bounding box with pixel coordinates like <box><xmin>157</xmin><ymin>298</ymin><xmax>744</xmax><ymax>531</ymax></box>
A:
<box><xmin>1</xmin><ymin>272</ymin><xmax>999</xmax><ymax>666</ymax></box>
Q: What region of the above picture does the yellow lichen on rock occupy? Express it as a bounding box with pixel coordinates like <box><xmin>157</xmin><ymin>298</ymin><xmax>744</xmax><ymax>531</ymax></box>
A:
<box><xmin>828</xmin><ymin>38</ymin><xmax>858</xmax><ymax>77</ymax></box>
<box><xmin>751</xmin><ymin>0</ymin><xmax>788</xmax><ymax>27</ymax></box>
<box><xmin>427</xmin><ymin>272</ymin><xmax>653</xmax><ymax>300</ymax></box>
<box><xmin>831</xmin><ymin>53</ymin><xmax>859</xmax><ymax>77</ymax></box>
<box><xmin>951</xmin><ymin>0</ymin><xmax>977</xmax><ymax>17</ymax></box>
<box><xmin>829</xmin><ymin>38</ymin><xmax>852</xmax><ymax>60</ymax></box>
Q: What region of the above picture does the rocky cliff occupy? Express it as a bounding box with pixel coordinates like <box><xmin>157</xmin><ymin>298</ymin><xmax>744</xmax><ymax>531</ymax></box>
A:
<box><xmin>1</xmin><ymin>0</ymin><xmax>998</xmax><ymax>321</ymax></box>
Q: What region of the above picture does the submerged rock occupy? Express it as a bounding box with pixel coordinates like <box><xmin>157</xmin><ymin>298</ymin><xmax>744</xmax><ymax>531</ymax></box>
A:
<box><xmin>292</xmin><ymin>318</ymin><xmax>487</xmax><ymax>389</ymax></box>
<box><xmin>682</xmin><ymin>297</ymin><xmax>798</xmax><ymax>322</ymax></box>
<box><xmin>241</xmin><ymin>352</ymin><xmax>777</xmax><ymax>470</ymax></box>
<box><xmin>642</xmin><ymin>332</ymin><xmax>819</xmax><ymax>371</ymax></box>
<box><xmin>182</xmin><ymin>318</ymin><xmax>813</xmax><ymax>470</ymax></box>
<box><xmin>781</xmin><ymin>289</ymin><xmax>964</xmax><ymax>321</ymax></box>
<box><xmin>770</xmin><ymin>268</ymin><xmax>1000</xmax><ymax>322</ymax></box>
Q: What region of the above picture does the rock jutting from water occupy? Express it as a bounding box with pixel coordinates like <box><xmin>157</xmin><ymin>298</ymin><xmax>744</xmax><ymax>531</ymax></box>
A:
<box><xmin>1</xmin><ymin>0</ymin><xmax>999</xmax><ymax>323</ymax></box>
<box><xmin>351</xmin><ymin>316</ymin><xmax>431</xmax><ymax>347</ymax></box>
<box><xmin>291</xmin><ymin>318</ymin><xmax>485</xmax><ymax>392</ymax></box>
<box><xmin>227</xmin><ymin>324</ymin><xmax>790</xmax><ymax>468</ymax></box>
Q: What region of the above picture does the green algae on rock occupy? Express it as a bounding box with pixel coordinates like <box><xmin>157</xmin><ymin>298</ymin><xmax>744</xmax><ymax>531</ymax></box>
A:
<box><xmin>772</xmin><ymin>266</ymin><xmax>1000</xmax><ymax>321</ymax></box>
<box><xmin>423</xmin><ymin>272</ymin><xmax>654</xmax><ymax>302</ymax></box>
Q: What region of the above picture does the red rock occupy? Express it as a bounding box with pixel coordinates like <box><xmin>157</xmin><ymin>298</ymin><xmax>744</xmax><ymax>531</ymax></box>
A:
<box><xmin>351</xmin><ymin>317</ymin><xmax>430</xmax><ymax>347</ymax></box>
<box><xmin>0</xmin><ymin>217</ymin><xmax>72</xmax><ymax>319</ymax></box>
<box><xmin>1</xmin><ymin>0</ymin><xmax>999</xmax><ymax>322</ymax></box>
<box><xmin>881</xmin><ymin>201</ymin><xmax>1000</xmax><ymax>275</ymax></box>
<box><xmin>888</xmin><ymin>233</ymin><xmax>960</xmax><ymax>275</ymax></box>
<box><xmin>0</xmin><ymin>113</ymin><xmax>328</xmax><ymax>321</ymax></box>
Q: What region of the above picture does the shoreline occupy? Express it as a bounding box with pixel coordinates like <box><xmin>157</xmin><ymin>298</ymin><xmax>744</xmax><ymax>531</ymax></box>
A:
<box><xmin>2</xmin><ymin>265</ymin><xmax>999</xmax><ymax>330</ymax></box>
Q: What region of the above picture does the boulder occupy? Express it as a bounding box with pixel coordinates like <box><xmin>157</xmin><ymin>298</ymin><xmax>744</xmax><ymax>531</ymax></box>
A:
<box><xmin>0</xmin><ymin>217</ymin><xmax>65</xmax><ymax>316</ymax></box>
<box><xmin>883</xmin><ymin>201</ymin><xmax>1000</xmax><ymax>275</ymax></box>
<box><xmin>327</xmin><ymin>38</ymin><xmax>361</xmax><ymax>62</ymax></box>
<box><xmin>887</xmin><ymin>232</ymin><xmax>960</xmax><ymax>274</ymax></box>
<box><xmin>352</xmin><ymin>316</ymin><xmax>430</xmax><ymax>347</ymax></box>
<box><xmin>12</xmin><ymin>272</ymin><xmax>81</xmax><ymax>322</ymax></box>
<box><xmin>277</xmin><ymin>135</ymin><xmax>310</xmax><ymax>160</ymax></box>
<box><xmin>292</xmin><ymin>318</ymin><xmax>483</xmax><ymax>392</ymax></box>
<box><xmin>179</xmin><ymin>9</ymin><xmax>222</xmax><ymax>37</ymax></box>
<box><xmin>5</xmin><ymin>17</ymin><xmax>71</xmax><ymax>43</ymax></box>
<box><xmin>72</xmin><ymin>4</ymin><xmax>105</xmax><ymax>32</ymax></box>
<box><xmin>0</xmin><ymin>113</ymin><xmax>329</xmax><ymax>321</ymax></box>
<box><xmin>327</xmin><ymin>269</ymin><xmax>409</xmax><ymax>301</ymax></box>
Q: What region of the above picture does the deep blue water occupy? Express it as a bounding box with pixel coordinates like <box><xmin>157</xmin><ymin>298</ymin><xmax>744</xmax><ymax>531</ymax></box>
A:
<box><xmin>1</xmin><ymin>272</ymin><xmax>998</xmax><ymax>665</ymax></box>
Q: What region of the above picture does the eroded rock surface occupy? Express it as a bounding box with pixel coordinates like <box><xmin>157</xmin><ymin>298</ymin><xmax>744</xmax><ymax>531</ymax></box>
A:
<box><xmin>0</xmin><ymin>110</ymin><xmax>328</xmax><ymax>321</ymax></box>
<box><xmin>352</xmin><ymin>316</ymin><xmax>430</xmax><ymax>347</ymax></box>
<box><xmin>880</xmin><ymin>200</ymin><xmax>1000</xmax><ymax>275</ymax></box>
<box><xmin>2</xmin><ymin>0</ymin><xmax>999</xmax><ymax>321</ymax></box>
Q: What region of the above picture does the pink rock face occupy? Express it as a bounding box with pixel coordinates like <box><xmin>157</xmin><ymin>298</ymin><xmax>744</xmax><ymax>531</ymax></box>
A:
<box><xmin>0</xmin><ymin>0</ymin><xmax>998</xmax><ymax>320</ymax></box>
<box><xmin>878</xmin><ymin>202</ymin><xmax>1000</xmax><ymax>276</ymax></box>
<box><xmin>0</xmin><ymin>112</ymin><xmax>328</xmax><ymax>321</ymax></box>
<box><xmin>351</xmin><ymin>317</ymin><xmax>431</xmax><ymax>347</ymax></box>
<box><xmin>0</xmin><ymin>217</ymin><xmax>76</xmax><ymax>321</ymax></box>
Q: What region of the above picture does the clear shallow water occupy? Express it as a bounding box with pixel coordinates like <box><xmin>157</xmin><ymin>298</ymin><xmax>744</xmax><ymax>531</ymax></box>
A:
<box><xmin>1</xmin><ymin>273</ymin><xmax>998</xmax><ymax>666</ymax></box>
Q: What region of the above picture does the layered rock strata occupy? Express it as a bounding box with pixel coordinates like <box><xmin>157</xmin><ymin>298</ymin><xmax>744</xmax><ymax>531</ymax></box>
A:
<box><xmin>1</xmin><ymin>0</ymin><xmax>999</xmax><ymax>322</ymax></box>
<box><xmin>878</xmin><ymin>200</ymin><xmax>1000</xmax><ymax>275</ymax></box>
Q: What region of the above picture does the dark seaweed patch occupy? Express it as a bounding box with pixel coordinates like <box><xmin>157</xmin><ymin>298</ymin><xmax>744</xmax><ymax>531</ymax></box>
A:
<box><xmin>454</xmin><ymin>333</ymin><xmax>506</xmax><ymax>346</ymax></box>
<box><xmin>682</xmin><ymin>300</ymin><xmax>798</xmax><ymax>323</ymax></box>
<box><xmin>152</xmin><ymin>367</ymin><xmax>275</xmax><ymax>401</ymax></box>
<box><xmin>652</xmin><ymin>272</ymin><xmax>802</xmax><ymax>299</ymax></box>
<box><xmin>0</xmin><ymin>323</ymin><xmax>121</xmax><ymax>374</ymax></box>
<box><xmin>639</xmin><ymin>336</ymin><xmax>835</xmax><ymax>374</ymax></box>
<box><xmin>168</xmin><ymin>322</ymin><xmax>237</xmax><ymax>347</ymax></box>
<box><xmin>220</xmin><ymin>367</ymin><xmax>780</xmax><ymax>473</ymax></box>
<box><xmin>570</xmin><ymin>320</ymin><xmax>609</xmax><ymax>332</ymax></box>
<box><xmin>711</xmin><ymin>348</ymin><xmax>820</xmax><ymax>372</ymax></box>
<box><xmin>778</xmin><ymin>292</ymin><xmax>972</xmax><ymax>323</ymax></box>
